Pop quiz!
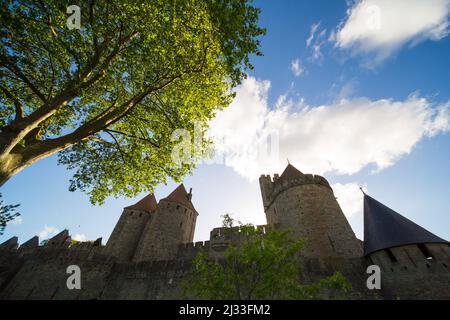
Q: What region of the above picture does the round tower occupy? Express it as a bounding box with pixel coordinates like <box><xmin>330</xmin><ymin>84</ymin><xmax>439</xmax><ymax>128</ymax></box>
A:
<box><xmin>363</xmin><ymin>193</ymin><xmax>450</xmax><ymax>298</ymax></box>
<box><xmin>133</xmin><ymin>184</ymin><xmax>198</xmax><ymax>262</ymax></box>
<box><xmin>259</xmin><ymin>164</ymin><xmax>362</xmax><ymax>258</ymax></box>
<box><xmin>104</xmin><ymin>194</ymin><xmax>157</xmax><ymax>261</ymax></box>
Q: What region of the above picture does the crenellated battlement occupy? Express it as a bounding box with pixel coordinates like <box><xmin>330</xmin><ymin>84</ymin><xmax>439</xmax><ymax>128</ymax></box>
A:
<box><xmin>177</xmin><ymin>240</ymin><xmax>212</xmax><ymax>250</ymax></box>
<box><xmin>0</xmin><ymin>163</ymin><xmax>448</xmax><ymax>300</ymax></box>
<box><xmin>0</xmin><ymin>230</ymin><xmax>104</xmax><ymax>261</ymax></box>
<box><xmin>259</xmin><ymin>170</ymin><xmax>331</xmax><ymax>209</ymax></box>
<box><xmin>175</xmin><ymin>225</ymin><xmax>272</xmax><ymax>260</ymax></box>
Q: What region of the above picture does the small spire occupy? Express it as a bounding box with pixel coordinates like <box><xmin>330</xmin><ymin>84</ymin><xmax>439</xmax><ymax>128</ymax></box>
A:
<box><xmin>359</xmin><ymin>186</ymin><xmax>366</xmax><ymax>195</ymax></box>
<box><xmin>188</xmin><ymin>188</ymin><xmax>192</xmax><ymax>201</ymax></box>
<box><xmin>287</xmin><ymin>158</ymin><xmax>290</xmax><ymax>165</ymax></box>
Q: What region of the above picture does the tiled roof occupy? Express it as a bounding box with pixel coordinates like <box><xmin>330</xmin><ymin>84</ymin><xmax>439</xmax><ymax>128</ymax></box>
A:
<box><xmin>280</xmin><ymin>163</ymin><xmax>304</xmax><ymax>179</ymax></box>
<box><xmin>163</xmin><ymin>184</ymin><xmax>196</xmax><ymax>212</ymax></box>
<box><xmin>125</xmin><ymin>193</ymin><xmax>157</xmax><ymax>212</ymax></box>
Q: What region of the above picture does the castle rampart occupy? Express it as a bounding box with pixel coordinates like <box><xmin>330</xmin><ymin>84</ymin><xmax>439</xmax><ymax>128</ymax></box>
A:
<box><xmin>0</xmin><ymin>164</ymin><xmax>448</xmax><ymax>299</ymax></box>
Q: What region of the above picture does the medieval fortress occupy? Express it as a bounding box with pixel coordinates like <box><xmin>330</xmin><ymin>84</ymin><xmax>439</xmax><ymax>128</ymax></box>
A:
<box><xmin>0</xmin><ymin>164</ymin><xmax>449</xmax><ymax>299</ymax></box>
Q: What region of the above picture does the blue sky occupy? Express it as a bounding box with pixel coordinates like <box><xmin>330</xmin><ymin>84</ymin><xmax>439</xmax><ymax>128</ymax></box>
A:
<box><xmin>2</xmin><ymin>0</ymin><xmax>450</xmax><ymax>245</ymax></box>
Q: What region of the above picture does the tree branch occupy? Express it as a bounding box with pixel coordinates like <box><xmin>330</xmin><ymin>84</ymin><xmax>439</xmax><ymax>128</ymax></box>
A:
<box><xmin>105</xmin><ymin>128</ymin><xmax>159</xmax><ymax>148</ymax></box>
<box><xmin>11</xmin><ymin>74</ymin><xmax>182</xmax><ymax>166</ymax></box>
<box><xmin>0</xmin><ymin>85</ymin><xmax>24</xmax><ymax>120</ymax></box>
<box><xmin>89</xmin><ymin>0</ymin><xmax>99</xmax><ymax>53</ymax></box>
<box><xmin>149</xmin><ymin>95</ymin><xmax>178</xmax><ymax>128</ymax></box>
<box><xmin>104</xmin><ymin>130</ymin><xmax>127</xmax><ymax>164</ymax></box>
<box><xmin>0</xmin><ymin>54</ymin><xmax>48</xmax><ymax>103</ymax></box>
<box><xmin>0</xmin><ymin>28</ymin><xmax>136</xmax><ymax>155</ymax></box>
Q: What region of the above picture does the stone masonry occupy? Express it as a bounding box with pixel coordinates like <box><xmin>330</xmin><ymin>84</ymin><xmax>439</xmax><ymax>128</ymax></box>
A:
<box><xmin>0</xmin><ymin>164</ymin><xmax>449</xmax><ymax>299</ymax></box>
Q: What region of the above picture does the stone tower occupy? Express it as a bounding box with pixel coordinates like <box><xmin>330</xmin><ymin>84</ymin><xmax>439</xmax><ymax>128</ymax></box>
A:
<box><xmin>105</xmin><ymin>194</ymin><xmax>157</xmax><ymax>261</ymax></box>
<box><xmin>259</xmin><ymin>164</ymin><xmax>362</xmax><ymax>258</ymax></box>
<box><xmin>133</xmin><ymin>184</ymin><xmax>198</xmax><ymax>262</ymax></box>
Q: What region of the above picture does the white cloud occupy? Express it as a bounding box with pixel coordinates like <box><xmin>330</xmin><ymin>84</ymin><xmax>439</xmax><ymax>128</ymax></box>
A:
<box><xmin>290</xmin><ymin>58</ymin><xmax>304</xmax><ymax>76</ymax></box>
<box><xmin>306</xmin><ymin>22</ymin><xmax>328</xmax><ymax>61</ymax></box>
<box><xmin>334</xmin><ymin>0</ymin><xmax>450</xmax><ymax>63</ymax></box>
<box><xmin>38</xmin><ymin>225</ymin><xmax>59</xmax><ymax>239</ymax></box>
<box><xmin>306</xmin><ymin>22</ymin><xmax>321</xmax><ymax>47</ymax></box>
<box><xmin>333</xmin><ymin>182</ymin><xmax>366</xmax><ymax>218</ymax></box>
<box><xmin>73</xmin><ymin>233</ymin><xmax>86</xmax><ymax>241</ymax></box>
<box><xmin>7</xmin><ymin>216</ymin><xmax>23</xmax><ymax>225</ymax></box>
<box><xmin>209</xmin><ymin>76</ymin><xmax>450</xmax><ymax>180</ymax></box>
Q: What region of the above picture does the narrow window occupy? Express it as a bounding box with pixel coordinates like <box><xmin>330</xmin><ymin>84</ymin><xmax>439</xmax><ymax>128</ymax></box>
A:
<box><xmin>385</xmin><ymin>248</ymin><xmax>398</xmax><ymax>262</ymax></box>
<box><xmin>274</xmin><ymin>208</ymin><xmax>277</xmax><ymax>215</ymax></box>
<box><xmin>179</xmin><ymin>221</ymin><xmax>183</xmax><ymax>227</ymax></box>
<box><xmin>417</xmin><ymin>244</ymin><xmax>433</xmax><ymax>260</ymax></box>
<box><xmin>139</xmin><ymin>212</ymin><xmax>142</xmax><ymax>217</ymax></box>
<box><xmin>176</xmin><ymin>205</ymin><xmax>180</xmax><ymax>210</ymax></box>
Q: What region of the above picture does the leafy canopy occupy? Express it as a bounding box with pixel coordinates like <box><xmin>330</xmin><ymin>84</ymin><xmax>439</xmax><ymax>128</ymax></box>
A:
<box><xmin>0</xmin><ymin>0</ymin><xmax>265</xmax><ymax>203</ymax></box>
<box><xmin>185</xmin><ymin>214</ymin><xmax>352</xmax><ymax>300</ymax></box>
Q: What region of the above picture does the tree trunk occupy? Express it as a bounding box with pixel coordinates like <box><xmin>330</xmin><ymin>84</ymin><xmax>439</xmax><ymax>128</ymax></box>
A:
<box><xmin>0</xmin><ymin>168</ymin><xmax>13</xmax><ymax>188</ymax></box>
<box><xmin>0</xmin><ymin>141</ymin><xmax>69</xmax><ymax>188</ymax></box>
<box><xmin>0</xmin><ymin>153</ymin><xmax>23</xmax><ymax>187</ymax></box>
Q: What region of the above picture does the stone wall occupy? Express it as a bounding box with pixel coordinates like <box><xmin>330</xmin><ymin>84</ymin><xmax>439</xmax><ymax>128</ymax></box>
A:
<box><xmin>0</xmin><ymin>168</ymin><xmax>448</xmax><ymax>299</ymax></box>
<box><xmin>0</xmin><ymin>235</ymin><xmax>449</xmax><ymax>299</ymax></box>
<box><xmin>104</xmin><ymin>208</ymin><xmax>152</xmax><ymax>261</ymax></box>
<box><xmin>133</xmin><ymin>199</ymin><xmax>197</xmax><ymax>262</ymax></box>
<box><xmin>367</xmin><ymin>243</ymin><xmax>450</xmax><ymax>299</ymax></box>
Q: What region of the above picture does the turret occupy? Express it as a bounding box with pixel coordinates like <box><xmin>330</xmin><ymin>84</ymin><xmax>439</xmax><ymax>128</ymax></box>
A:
<box><xmin>259</xmin><ymin>174</ymin><xmax>273</xmax><ymax>208</ymax></box>
<box><xmin>259</xmin><ymin>164</ymin><xmax>362</xmax><ymax>258</ymax></box>
<box><xmin>363</xmin><ymin>193</ymin><xmax>450</xmax><ymax>298</ymax></box>
<box><xmin>133</xmin><ymin>184</ymin><xmax>198</xmax><ymax>262</ymax></box>
<box><xmin>105</xmin><ymin>193</ymin><xmax>157</xmax><ymax>261</ymax></box>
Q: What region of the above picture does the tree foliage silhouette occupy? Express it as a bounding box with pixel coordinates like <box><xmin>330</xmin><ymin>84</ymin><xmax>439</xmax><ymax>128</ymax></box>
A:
<box><xmin>0</xmin><ymin>0</ymin><xmax>265</xmax><ymax>203</ymax></box>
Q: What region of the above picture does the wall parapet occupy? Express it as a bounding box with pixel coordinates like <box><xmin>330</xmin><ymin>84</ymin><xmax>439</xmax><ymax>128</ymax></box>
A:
<box><xmin>263</xmin><ymin>174</ymin><xmax>331</xmax><ymax>209</ymax></box>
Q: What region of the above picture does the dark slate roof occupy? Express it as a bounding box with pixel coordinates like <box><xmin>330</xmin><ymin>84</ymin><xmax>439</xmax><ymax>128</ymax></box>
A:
<box><xmin>280</xmin><ymin>164</ymin><xmax>304</xmax><ymax>179</ymax></box>
<box><xmin>163</xmin><ymin>184</ymin><xmax>196</xmax><ymax>212</ymax></box>
<box><xmin>125</xmin><ymin>193</ymin><xmax>157</xmax><ymax>212</ymax></box>
<box><xmin>363</xmin><ymin>194</ymin><xmax>449</xmax><ymax>256</ymax></box>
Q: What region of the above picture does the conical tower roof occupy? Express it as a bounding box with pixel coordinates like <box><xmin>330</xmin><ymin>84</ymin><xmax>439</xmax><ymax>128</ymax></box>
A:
<box><xmin>363</xmin><ymin>194</ymin><xmax>448</xmax><ymax>256</ymax></box>
<box><xmin>163</xmin><ymin>184</ymin><xmax>196</xmax><ymax>212</ymax></box>
<box><xmin>280</xmin><ymin>163</ymin><xmax>304</xmax><ymax>179</ymax></box>
<box><xmin>125</xmin><ymin>193</ymin><xmax>157</xmax><ymax>212</ymax></box>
